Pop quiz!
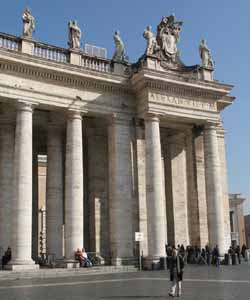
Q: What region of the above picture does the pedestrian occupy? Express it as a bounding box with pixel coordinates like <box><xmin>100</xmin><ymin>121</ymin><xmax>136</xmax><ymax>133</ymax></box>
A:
<box><xmin>205</xmin><ymin>244</ymin><xmax>211</xmax><ymax>265</ymax></box>
<box><xmin>212</xmin><ymin>245</ymin><xmax>220</xmax><ymax>267</ymax></box>
<box><xmin>235</xmin><ymin>245</ymin><xmax>241</xmax><ymax>264</ymax></box>
<box><xmin>168</xmin><ymin>248</ymin><xmax>184</xmax><ymax>297</ymax></box>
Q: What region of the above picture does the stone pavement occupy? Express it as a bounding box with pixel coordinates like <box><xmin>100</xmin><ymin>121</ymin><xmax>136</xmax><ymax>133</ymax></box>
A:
<box><xmin>0</xmin><ymin>264</ymin><xmax>249</xmax><ymax>300</ymax></box>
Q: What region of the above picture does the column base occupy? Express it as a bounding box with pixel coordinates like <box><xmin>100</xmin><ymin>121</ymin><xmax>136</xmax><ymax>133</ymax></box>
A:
<box><xmin>143</xmin><ymin>256</ymin><xmax>166</xmax><ymax>270</ymax></box>
<box><xmin>58</xmin><ymin>259</ymin><xmax>80</xmax><ymax>269</ymax></box>
<box><xmin>111</xmin><ymin>256</ymin><xmax>137</xmax><ymax>266</ymax></box>
<box><xmin>5</xmin><ymin>260</ymin><xmax>39</xmax><ymax>271</ymax></box>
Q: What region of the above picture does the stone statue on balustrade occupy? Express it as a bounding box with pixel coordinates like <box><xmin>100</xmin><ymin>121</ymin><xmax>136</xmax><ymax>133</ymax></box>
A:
<box><xmin>143</xmin><ymin>26</ymin><xmax>159</xmax><ymax>55</ymax></box>
<box><xmin>112</xmin><ymin>31</ymin><xmax>126</xmax><ymax>63</ymax></box>
<box><xmin>199</xmin><ymin>39</ymin><xmax>214</xmax><ymax>69</ymax></box>
<box><xmin>22</xmin><ymin>8</ymin><xmax>35</xmax><ymax>38</ymax></box>
<box><xmin>68</xmin><ymin>20</ymin><xmax>81</xmax><ymax>49</ymax></box>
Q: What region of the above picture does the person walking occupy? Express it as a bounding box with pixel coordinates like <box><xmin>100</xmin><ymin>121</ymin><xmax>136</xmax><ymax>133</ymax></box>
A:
<box><xmin>212</xmin><ymin>245</ymin><xmax>220</xmax><ymax>267</ymax></box>
<box><xmin>168</xmin><ymin>248</ymin><xmax>184</xmax><ymax>297</ymax></box>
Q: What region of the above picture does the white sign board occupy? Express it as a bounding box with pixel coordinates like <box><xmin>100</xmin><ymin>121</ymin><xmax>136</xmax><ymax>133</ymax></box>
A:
<box><xmin>135</xmin><ymin>232</ymin><xmax>144</xmax><ymax>242</ymax></box>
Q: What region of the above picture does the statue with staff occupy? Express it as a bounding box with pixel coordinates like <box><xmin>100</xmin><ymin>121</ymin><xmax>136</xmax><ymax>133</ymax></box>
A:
<box><xmin>68</xmin><ymin>20</ymin><xmax>81</xmax><ymax>49</ymax></box>
<box><xmin>22</xmin><ymin>8</ymin><xmax>35</xmax><ymax>38</ymax></box>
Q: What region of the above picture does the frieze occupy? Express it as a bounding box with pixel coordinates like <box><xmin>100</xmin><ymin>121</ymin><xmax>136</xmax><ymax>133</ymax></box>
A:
<box><xmin>149</xmin><ymin>92</ymin><xmax>216</xmax><ymax>111</ymax></box>
<box><xmin>146</xmin><ymin>80</ymin><xmax>222</xmax><ymax>100</ymax></box>
<box><xmin>0</xmin><ymin>60</ymin><xmax>133</xmax><ymax>96</ymax></box>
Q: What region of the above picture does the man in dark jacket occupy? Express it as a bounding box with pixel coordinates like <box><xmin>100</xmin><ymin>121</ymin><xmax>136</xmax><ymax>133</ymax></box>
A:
<box><xmin>168</xmin><ymin>248</ymin><xmax>185</xmax><ymax>297</ymax></box>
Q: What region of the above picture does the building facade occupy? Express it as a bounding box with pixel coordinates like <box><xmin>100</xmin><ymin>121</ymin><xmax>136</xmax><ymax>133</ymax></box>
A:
<box><xmin>229</xmin><ymin>193</ymin><xmax>246</xmax><ymax>247</ymax></box>
<box><xmin>0</xmin><ymin>12</ymin><xmax>234</xmax><ymax>270</ymax></box>
<box><xmin>244</xmin><ymin>215</ymin><xmax>250</xmax><ymax>248</ymax></box>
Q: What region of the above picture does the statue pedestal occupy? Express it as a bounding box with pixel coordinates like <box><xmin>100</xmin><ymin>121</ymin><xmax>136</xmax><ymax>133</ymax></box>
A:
<box><xmin>69</xmin><ymin>49</ymin><xmax>82</xmax><ymax>66</ymax></box>
<box><xmin>21</xmin><ymin>38</ymin><xmax>35</xmax><ymax>55</ymax></box>
<box><xmin>112</xmin><ymin>62</ymin><xmax>127</xmax><ymax>75</ymax></box>
<box><xmin>200</xmin><ymin>67</ymin><xmax>214</xmax><ymax>81</ymax></box>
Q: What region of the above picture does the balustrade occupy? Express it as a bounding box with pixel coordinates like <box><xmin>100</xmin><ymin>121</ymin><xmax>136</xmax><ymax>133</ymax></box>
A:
<box><xmin>82</xmin><ymin>55</ymin><xmax>110</xmax><ymax>72</ymax></box>
<box><xmin>33</xmin><ymin>43</ymin><xmax>69</xmax><ymax>63</ymax></box>
<box><xmin>0</xmin><ymin>33</ymin><xmax>20</xmax><ymax>51</ymax></box>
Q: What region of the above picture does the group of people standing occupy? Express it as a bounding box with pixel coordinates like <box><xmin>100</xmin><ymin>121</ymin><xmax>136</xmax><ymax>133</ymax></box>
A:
<box><xmin>166</xmin><ymin>243</ymin><xmax>249</xmax><ymax>297</ymax></box>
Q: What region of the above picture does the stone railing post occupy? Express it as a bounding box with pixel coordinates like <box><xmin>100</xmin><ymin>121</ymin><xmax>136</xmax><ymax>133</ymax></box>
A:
<box><xmin>21</xmin><ymin>38</ymin><xmax>35</xmax><ymax>55</ymax></box>
<box><xmin>69</xmin><ymin>49</ymin><xmax>82</xmax><ymax>66</ymax></box>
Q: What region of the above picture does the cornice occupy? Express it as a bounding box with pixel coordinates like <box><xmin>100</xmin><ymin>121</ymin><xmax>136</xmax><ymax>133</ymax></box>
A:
<box><xmin>132</xmin><ymin>68</ymin><xmax>234</xmax><ymax>101</ymax></box>
<box><xmin>0</xmin><ymin>50</ymin><xmax>133</xmax><ymax>96</ymax></box>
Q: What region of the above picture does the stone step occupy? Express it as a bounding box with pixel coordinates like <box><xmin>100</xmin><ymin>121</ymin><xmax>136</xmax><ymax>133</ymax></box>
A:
<box><xmin>0</xmin><ymin>265</ymin><xmax>138</xmax><ymax>281</ymax></box>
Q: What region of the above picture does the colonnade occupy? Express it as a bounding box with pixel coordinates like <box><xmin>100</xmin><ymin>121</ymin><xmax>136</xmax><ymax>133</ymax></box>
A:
<box><xmin>0</xmin><ymin>103</ymin><xmax>229</xmax><ymax>270</ymax></box>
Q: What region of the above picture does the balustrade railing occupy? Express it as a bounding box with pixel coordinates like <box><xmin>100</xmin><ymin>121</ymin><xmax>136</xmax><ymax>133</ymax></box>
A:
<box><xmin>81</xmin><ymin>55</ymin><xmax>111</xmax><ymax>73</ymax></box>
<box><xmin>0</xmin><ymin>32</ymin><xmax>113</xmax><ymax>74</ymax></box>
<box><xmin>0</xmin><ymin>33</ymin><xmax>20</xmax><ymax>51</ymax></box>
<box><xmin>33</xmin><ymin>42</ymin><xmax>69</xmax><ymax>63</ymax></box>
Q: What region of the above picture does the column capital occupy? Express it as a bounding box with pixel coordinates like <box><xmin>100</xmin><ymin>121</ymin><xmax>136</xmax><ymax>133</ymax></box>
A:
<box><xmin>204</xmin><ymin>121</ymin><xmax>220</xmax><ymax>131</ymax></box>
<box><xmin>15</xmin><ymin>100</ymin><xmax>37</xmax><ymax>112</ymax></box>
<box><xmin>144</xmin><ymin>113</ymin><xmax>160</xmax><ymax>123</ymax></box>
<box><xmin>67</xmin><ymin>109</ymin><xmax>84</xmax><ymax>120</ymax></box>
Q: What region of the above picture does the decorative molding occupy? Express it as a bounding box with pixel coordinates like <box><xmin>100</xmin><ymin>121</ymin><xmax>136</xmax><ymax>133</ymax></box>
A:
<box><xmin>0</xmin><ymin>60</ymin><xmax>133</xmax><ymax>96</ymax></box>
<box><xmin>145</xmin><ymin>80</ymin><xmax>223</xmax><ymax>100</ymax></box>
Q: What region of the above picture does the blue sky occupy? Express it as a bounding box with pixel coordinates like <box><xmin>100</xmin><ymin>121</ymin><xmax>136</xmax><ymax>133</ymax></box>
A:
<box><xmin>1</xmin><ymin>0</ymin><xmax>249</xmax><ymax>213</ymax></box>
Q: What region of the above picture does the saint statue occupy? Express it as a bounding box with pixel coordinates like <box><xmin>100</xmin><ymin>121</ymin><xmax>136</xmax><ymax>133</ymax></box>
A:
<box><xmin>143</xmin><ymin>26</ymin><xmax>158</xmax><ymax>55</ymax></box>
<box><xmin>68</xmin><ymin>20</ymin><xmax>81</xmax><ymax>49</ymax></box>
<box><xmin>112</xmin><ymin>31</ymin><xmax>125</xmax><ymax>62</ymax></box>
<box><xmin>22</xmin><ymin>8</ymin><xmax>35</xmax><ymax>38</ymax></box>
<box><xmin>199</xmin><ymin>39</ymin><xmax>214</xmax><ymax>69</ymax></box>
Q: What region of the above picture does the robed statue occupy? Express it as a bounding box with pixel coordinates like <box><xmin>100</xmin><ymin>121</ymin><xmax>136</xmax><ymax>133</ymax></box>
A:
<box><xmin>112</xmin><ymin>31</ymin><xmax>126</xmax><ymax>62</ymax></box>
<box><xmin>156</xmin><ymin>15</ymin><xmax>183</xmax><ymax>63</ymax></box>
<box><xmin>68</xmin><ymin>20</ymin><xmax>81</xmax><ymax>49</ymax></box>
<box><xmin>199</xmin><ymin>39</ymin><xmax>214</xmax><ymax>69</ymax></box>
<box><xmin>22</xmin><ymin>8</ymin><xmax>35</xmax><ymax>38</ymax></box>
<box><xmin>143</xmin><ymin>26</ymin><xmax>159</xmax><ymax>55</ymax></box>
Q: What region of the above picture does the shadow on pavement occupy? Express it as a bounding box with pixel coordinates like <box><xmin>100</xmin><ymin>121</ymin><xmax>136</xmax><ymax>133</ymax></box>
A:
<box><xmin>100</xmin><ymin>297</ymin><xmax>166</xmax><ymax>299</ymax></box>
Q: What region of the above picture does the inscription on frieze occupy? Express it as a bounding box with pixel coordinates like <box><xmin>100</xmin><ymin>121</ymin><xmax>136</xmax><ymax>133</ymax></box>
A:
<box><xmin>149</xmin><ymin>92</ymin><xmax>216</xmax><ymax>111</ymax></box>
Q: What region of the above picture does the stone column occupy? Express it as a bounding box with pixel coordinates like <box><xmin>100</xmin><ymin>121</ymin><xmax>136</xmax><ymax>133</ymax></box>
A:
<box><xmin>108</xmin><ymin>116</ymin><xmax>134</xmax><ymax>265</ymax></box>
<box><xmin>204</xmin><ymin>122</ymin><xmax>225</xmax><ymax>254</ymax></box>
<box><xmin>0</xmin><ymin>107</ymin><xmax>15</xmax><ymax>256</ymax></box>
<box><xmin>193</xmin><ymin>130</ymin><xmax>209</xmax><ymax>247</ymax></box>
<box><xmin>32</xmin><ymin>151</ymin><xmax>39</xmax><ymax>260</ymax></box>
<box><xmin>144</xmin><ymin>114</ymin><xmax>166</xmax><ymax>267</ymax></box>
<box><xmin>64</xmin><ymin>111</ymin><xmax>83</xmax><ymax>267</ymax></box>
<box><xmin>186</xmin><ymin>130</ymin><xmax>200</xmax><ymax>246</ymax></box>
<box><xmin>217</xmin><ymin>123</ymin><xmax>231</xmax><ymax>250</ymax></box>
<box><xmin>168</xmin><ymin>133</ymin><xmax>190</xmax><ymax>246</ymax></box>
<box><xmin>46</xmin><ymin>113</ymin><xmax>64</xmax><ymax>259</ymax></box>
<box><xmin>86</xmin><ymin>120</ymin><xmax>109</xmax><ymax>260</ymax></box>
<box><xmin>135</xmin><ymin>120</ymin><xmax>148</xmax><ymax>257</ymax></box>
<box><xmin>8</xmin><ymin>102</ymin><xmax>38</xmax><ymax>270</ymax></box>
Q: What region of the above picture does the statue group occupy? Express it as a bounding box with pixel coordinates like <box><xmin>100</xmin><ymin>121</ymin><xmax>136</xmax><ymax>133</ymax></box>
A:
<box><xmin>143</xmin><ymin>14</ymin><xmax>182</xmax><ymax>64</ymax></box>
<box><xmin>143</xmin><ymin>14</ymin><xmax>214</xmax><ymax>71</ymax></box>
<box><xmin>20</xmin><ymin>8</ymin><xmax>214</xmax><ymax>71</ymax></box>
